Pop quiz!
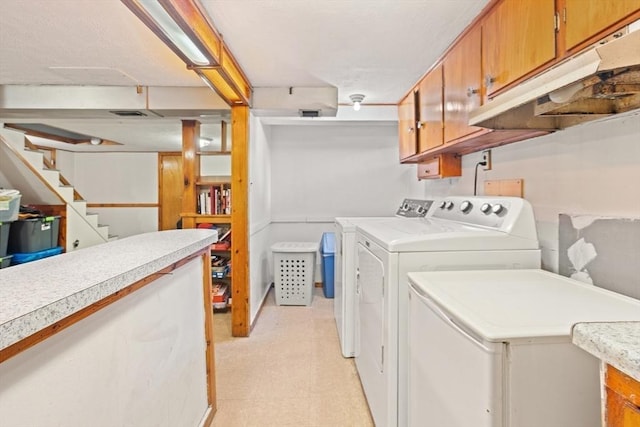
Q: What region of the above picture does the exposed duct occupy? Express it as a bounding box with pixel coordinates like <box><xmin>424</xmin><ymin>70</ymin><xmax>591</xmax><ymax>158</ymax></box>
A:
<box><xmin>251</xmin><ymin>87</ymin><xmax>338</xmax><ymax>117</ymax></box>
<box><xmin>0</xmin><ymin>85</ymin><xmax>229</xmax><ymax>119</ymax></box>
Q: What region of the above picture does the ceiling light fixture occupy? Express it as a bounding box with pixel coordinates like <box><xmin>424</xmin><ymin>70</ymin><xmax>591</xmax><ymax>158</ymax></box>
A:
<box><xmin>135</xmin><ymin>0</ymin><xmax>209</xmax><ymax>65</ymax></box>
<box><xmin>90</xmin><ymin>137</ymin><xmax>103</xmax><ymax>145</ymax></box>
<box><xmin>199</xmin><ymin>137</ymin><xmax>213</xmax><ymax>147</ymax></box>
<box><xmin>121</xmin><ymin>0</ymin><xmax>252</xmax><ymax>106</ymax></box>
<box><xmin>350</xmin><ymin>94</ymin><xmax>365</xmax><ymax>111</ymax></box>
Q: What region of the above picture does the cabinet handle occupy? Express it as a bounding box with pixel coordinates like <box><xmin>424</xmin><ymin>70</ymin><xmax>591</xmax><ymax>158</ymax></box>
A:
<box><xmin>466</xmin><ymin>87</ymin><xmax>479</xmax><ymax>98</ymax></box>
<box><xmin>407</xmin><ymin>127</ymin><xmax>415</xmax><ymax>133</ymax></box>
<box><xmin>424</xmin><ymin>169</ymin><xmax>430</xmax><ymax>174</ymax></box>
<box><xmin>416</xmin><ymin>121</ymin><xmax>424</xmax><ymax>129</ymax></box>
<box><xmin>484</xmin><ymin>75</ymin><xmax>496</xmax><ymax>88</ymax></box>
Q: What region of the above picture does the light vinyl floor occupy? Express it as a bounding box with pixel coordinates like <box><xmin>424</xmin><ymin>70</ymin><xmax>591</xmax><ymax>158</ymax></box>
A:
<box><xmin>211</xmin><ymin>287</ymin><xmax>374</xmax><ymax>427</ymax></box>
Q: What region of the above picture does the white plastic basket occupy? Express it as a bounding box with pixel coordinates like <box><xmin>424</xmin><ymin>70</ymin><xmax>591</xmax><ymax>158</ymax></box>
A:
<box><xmin>0</xmin><ymin>190</ymin><xmax>20</xmax><ymax>223</ymax></box>
<box><xmin>271</xmin><ymin>242</ymin><xmax>319</xmax><ymax>306</ymax></box>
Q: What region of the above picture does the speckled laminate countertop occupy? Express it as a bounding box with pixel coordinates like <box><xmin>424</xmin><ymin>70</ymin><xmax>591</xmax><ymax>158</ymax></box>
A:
<box><xmin>0</xmin><ymin>229</ymin><xmax>217</xmax><ymax>352</ymax></box>
<box><xmin>572</xmin><ymin>322</ymin><xmax>640</xmax><ymax>382</ymax></box>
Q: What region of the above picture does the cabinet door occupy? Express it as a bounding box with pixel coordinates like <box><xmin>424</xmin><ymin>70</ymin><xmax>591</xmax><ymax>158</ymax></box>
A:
<box><xmin>418</xmin><ymin>63</ymin><xmax>444</xmax><ymax>152</ymax></box>
<box><xmin>399</xmin><ymin>90</ymin><xmax>418</xmax><ymax>161</ymax></box>
<box><xmin>444</xmin><ymin>25</ymin><xmax>483</xmax><ymax>143</ymax></box>
<box><xmin>482</xmin><ymin>0</ymin><xmax>556</xmax><ymax>98</ymax></box>
<box><xmin>564</xmin><ymin>0</ymin><xmax>640</xmax><ymax>53</ymax></box>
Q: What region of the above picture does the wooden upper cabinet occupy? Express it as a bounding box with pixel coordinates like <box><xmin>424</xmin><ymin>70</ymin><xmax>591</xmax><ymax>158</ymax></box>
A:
<box><xmin>443</xmin><ymin>25</ymin><xmax>483</xmax><ymax>143</ymax></box>
<box><xmin>563</xmin><ymin>0</ymin><xmax>640</xmax><ymax>54</ymax></box>
<box><xmin>398</xmin><ymin>90</ymin><xmax>418</xmax><ymax>161</ymax></box>
<box><xmin>482</xmin><ymin>0</ymin><xmax>556</xmax><ymax>98</ymax></box>
<box><xmin>418</xmin><ymin>64</ymin><xmax>444</xmax><ymax>152</ymax></box>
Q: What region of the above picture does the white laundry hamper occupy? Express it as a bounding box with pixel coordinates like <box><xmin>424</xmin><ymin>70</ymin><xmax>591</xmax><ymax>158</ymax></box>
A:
<box><xmin>271</xmin><ymin>241</ymin><xmax>319</xmax><ymax>306</ymax></box>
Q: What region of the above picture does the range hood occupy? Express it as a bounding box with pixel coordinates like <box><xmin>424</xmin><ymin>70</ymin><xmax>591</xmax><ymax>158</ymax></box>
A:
<box><xmin>469</xmin><ymin>24</ymin><xmax>640</xmax><ymax>130</ymax></box>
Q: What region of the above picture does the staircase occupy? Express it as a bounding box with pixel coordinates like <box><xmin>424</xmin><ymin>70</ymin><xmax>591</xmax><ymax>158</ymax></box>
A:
<box><xmin>0</xmin><ymin>128</ymin><xmax>115</xmax><ymax>251</ymax></box>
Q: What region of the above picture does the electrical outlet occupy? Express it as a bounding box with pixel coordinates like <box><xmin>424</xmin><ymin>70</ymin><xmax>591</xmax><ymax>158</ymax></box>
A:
<box><xmin>482</xmin><ymin>150</ymin><xmax>492</xmax><ymax>171</ymax></box>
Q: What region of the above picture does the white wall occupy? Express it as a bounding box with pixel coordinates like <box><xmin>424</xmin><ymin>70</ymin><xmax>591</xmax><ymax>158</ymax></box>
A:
<box><xmin>249</xmin><ymin>114</ymin><xmax>273</xmax><ymax>323</ymax></box>
<box><xmin>64</xmin><ymin>152</ymin><xmax>159</xmax><ymax>238</ymax></box>
<box><xmin>270</xmin><ymin>123</ymin><xmax>423</xmax><ymax>221</ymax></box>
<box><xmin>262</xmin><ymin>123</ymin><xmax>424</xmax><ymax>285</ymax></box>
<box><xmin>419</xmin><ymin>113</ymin><xmax>640</xmax><ymax>272</ymax></box>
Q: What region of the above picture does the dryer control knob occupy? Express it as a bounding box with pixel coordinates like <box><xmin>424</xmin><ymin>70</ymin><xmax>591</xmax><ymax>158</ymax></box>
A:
<box><xmin>401</xmin><ymin>203</ymin><xmax>409</xmax><ymax>211</ymax></box>
<box><xmin>417</xmin><ymin>206</ymin><xmax>425</xmax><ymax>214</ymax></box>
<box><xmin>480</xmin><ymin>203</ymin><xmax>492</xmax><ymax>214</ymax></box>
<box><xmin>492</xmin><ymin>204</ymin><xmax>505</xmax><ymax>214</ymax></box>
<box><xmin>460</xmin><ymin>200</ymin><xmax>472</xmax><ymax>213</ymax></box>
<box><xmin>445</xmin><ymin>201</ymin><xmax>454</xmax><ymax>210</ymax></box>
<box><xmin>439</xmin><ymin>201</ymin><xmax>447</xmax><ymax>209</ymax></box>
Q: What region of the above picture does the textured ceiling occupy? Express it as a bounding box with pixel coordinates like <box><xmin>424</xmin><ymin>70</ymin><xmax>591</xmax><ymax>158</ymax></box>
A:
<box><xmin>0</xmin><ymin>0</ymin><xmax>491</xmax><ymax>151</ymax></box>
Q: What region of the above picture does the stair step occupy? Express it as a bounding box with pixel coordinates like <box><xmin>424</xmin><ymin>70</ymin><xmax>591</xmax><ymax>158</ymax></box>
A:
<box><xmin>97</xmin><ymin>225</ymin><xmax>110</xmax><ymax>240</ymax></box>
<box><xmin>57</xmin><ymin>185</ymin><xmax>75</xmax><ymax>202</ymax></box>
<box><xmin>41</xmin><ymin>169</ymin><xmax>61</xmax><ymax>186</ymax></box>
<box><xmin>69</xmin><ymin>200</ymin><xmax>87</xmax><ymax>216</ymax></box>
<box><xmin>84</xmin><ymin>213</ymin><xmax>99</xmax><ymax>227</ymax></box>
<box><xmin>22</xmin><ymin>149</ymin><xmax>44</xmax><ymax>166</ymax></box>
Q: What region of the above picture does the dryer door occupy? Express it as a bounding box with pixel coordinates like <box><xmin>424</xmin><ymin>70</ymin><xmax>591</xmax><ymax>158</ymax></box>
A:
<box><xmin>355</xmin><ymin>241</ymin><xmax>386</xmax><ymax>427</ymax></box>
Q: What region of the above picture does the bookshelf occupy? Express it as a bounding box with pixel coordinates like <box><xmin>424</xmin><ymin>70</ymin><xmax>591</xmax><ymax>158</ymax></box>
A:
<box><xmin>180</xmin><ymin>108</ymin><xmax>249</xmax><ymax>337</ymax></box>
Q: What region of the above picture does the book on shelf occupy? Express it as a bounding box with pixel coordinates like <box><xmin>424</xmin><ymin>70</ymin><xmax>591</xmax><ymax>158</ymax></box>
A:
<box><xmin>197</xmin><ymin>184</ymin><xmax>231</xmax><ymax>215</ymax></box>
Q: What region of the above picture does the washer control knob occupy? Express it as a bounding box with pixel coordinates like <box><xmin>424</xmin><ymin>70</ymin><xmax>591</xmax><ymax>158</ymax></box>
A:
<box><xmin>480</xmin><ymin>203</ymin><xmax>492</xmax><ymax>214</ymax></box>
<box><xmin>401</xmin><ymin>203</ymin><xmax>409</xmax><ymax>211</ymax></box>
<box><xmin>460</xmin><ymin>200</ymin><xmax>472</xmax><ymax>213</ymax></box>
<box><xmin>439</xmin><ymin>201</ymin><xmax>447</xmax><ymax>209</ymax></box>
<box><xmin>492</xmin><ymin>204</ymin><xmax>505</xmax><ymax>215</ymax></box>
<box><xmin>445</xmin><ymin>201</ymin><xmax>454</xmax><ymax>210</ymax></box>
<box><xmin>416</xmin><ymin>205</ymin><xmax>425</xmax><ymax>214</ymax></box>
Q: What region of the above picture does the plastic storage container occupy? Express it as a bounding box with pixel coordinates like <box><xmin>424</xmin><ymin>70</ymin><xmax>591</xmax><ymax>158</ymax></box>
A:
<box><xmin>8</xmin><ymin>216</ymin><xmax>60</xmax><ymax>254</ymax></box>
<box><xmin>11</xmin><ymin>246</ymin><xmax>63</xmax><ymax>265</ymax></box>
<box><xmin>0</xmin><ymin>190</ymin><xmax>20</xmax><ymax>222</ymax></box>
<box><xmin>0</xmin><ymin>254</ymin><xmax>12</xmax><ymax>269</ymax></box>
<box><xmin>271</xmin><ymin>241</ymin><xmax>319</xmax><ymax>306</ymax></box>
<box><xmin>320</xmin><ymin>232</ymin><xmax>336</xmax><ymax>298</ymax></box>
<box><xmin>0</xmin><ymin>222</ymin><xmax>11</xmax><ymax>257</ymax></box>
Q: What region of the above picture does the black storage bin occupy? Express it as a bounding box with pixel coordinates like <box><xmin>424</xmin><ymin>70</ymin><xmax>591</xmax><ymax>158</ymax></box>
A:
<box><xmin>8</xmin><ymin>216</ymin><xmax>60</xmax><ymax>254</ymax></box>
<box><xmin>0</xmin><ymin>222</ymin><xmax>10</xmax><ymax>257</ymax></box>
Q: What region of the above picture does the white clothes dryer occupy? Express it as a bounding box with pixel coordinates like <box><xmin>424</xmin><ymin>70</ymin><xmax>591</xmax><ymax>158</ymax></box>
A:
<box><xmin>334</xmin><ymin>199</ymin><xmax>434</xmax><ymax>358</ymax></box>
<box><xmin>354</xmin><ymin>196</ymin><xmax>541</xmax><ymax>427</ymax></box>
<box><xmin>407</xmin><ymin>269</ymin><xmax>640</xmax><ymax>427</ymax></box>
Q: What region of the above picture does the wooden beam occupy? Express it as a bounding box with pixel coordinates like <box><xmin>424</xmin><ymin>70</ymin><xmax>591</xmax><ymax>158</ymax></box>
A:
<box><xmin>230</xmin><ymin>106</ymin><xmax>250</xmax><ymax>337</ymax></box>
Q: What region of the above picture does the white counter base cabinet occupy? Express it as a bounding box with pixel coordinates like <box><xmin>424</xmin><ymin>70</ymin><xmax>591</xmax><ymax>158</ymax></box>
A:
<box><xmin>0</xmin><ymin>258</ymin><xmax>210</xmax><ymax>427</ymax></box>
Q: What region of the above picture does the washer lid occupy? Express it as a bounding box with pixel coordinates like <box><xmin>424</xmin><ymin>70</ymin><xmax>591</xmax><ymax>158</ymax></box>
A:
<box><xmin>408</xmin><ymin>269</ymin><xmax>640</xmax><ymax>342</ymax></box>
<box><xmin>356</xmin><ymin>218</ymin><xmax>536</xmax><ymax>252</ymax></box>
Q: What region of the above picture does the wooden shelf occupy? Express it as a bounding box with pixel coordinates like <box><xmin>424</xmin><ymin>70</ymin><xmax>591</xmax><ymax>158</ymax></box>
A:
<box><xmin>197</xmin><ymin>151</ymin><xmax>231</xmax><ymax>156</ymax></box>
<box><xmin>182</xmin><ymin>213</ymin><xmax>231</xmax><ymax>224</ymax></box>
<box><xmin>196</xmin><ymin>175</ymin><xmax>231</xmax><ymax>186</ymax></box>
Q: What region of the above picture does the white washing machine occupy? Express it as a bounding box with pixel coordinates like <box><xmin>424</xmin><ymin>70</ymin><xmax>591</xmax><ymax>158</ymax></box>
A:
<box><xmin>355</xmin><ymin>196</ymin><xmax>541</xmax><ymax>427</ymax></box>
<box><xmin>407</xmin><ymin>269</ymin><xmax>640</xmax><ymax>427</ymax></box>
<box><xmin>334</xmin><ymin>199</ymin><xmax>434</xmax><ymax>358</ymax></box>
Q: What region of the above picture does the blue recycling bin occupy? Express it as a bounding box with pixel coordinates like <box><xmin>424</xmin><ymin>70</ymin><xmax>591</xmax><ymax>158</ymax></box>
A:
<box><xmin>320</xmin><ymin>232</ymin><xmax>335</xmax><ymax>298</ymax></box>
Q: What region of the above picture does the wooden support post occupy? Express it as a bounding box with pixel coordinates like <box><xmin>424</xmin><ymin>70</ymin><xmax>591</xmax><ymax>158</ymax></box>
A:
<box><xmin>182</xmin><ymin>120</ymin><xmax>201</xmax><ymax>229</ymax></box>
<box><xmin>230</xmin><ymin>106</ymin><xmax>250</xmax><ymax>337</ymax></box>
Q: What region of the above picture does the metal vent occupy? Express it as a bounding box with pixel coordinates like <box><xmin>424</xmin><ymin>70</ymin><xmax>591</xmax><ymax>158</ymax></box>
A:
<box><xmin>299</xmin><ymin>109</ymin><xmax>320</xmax><ymax>118</ymax></box>
<box><xmin>110</xmin><ymin>110</ymin><xmax>147</xmax><ymax>117</ymax></box>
